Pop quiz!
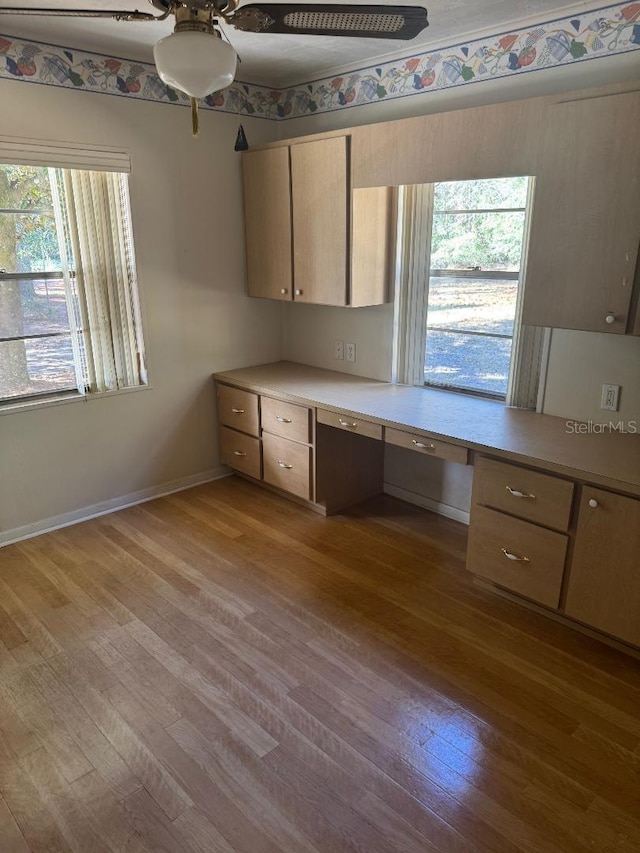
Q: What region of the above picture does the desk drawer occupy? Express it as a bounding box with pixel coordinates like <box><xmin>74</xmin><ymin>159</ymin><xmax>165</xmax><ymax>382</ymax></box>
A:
<box><xmin>385</xmin><ymin>427</ymin><xmax>468</xmax><ymax>465</ymax></box>
<box><xmin>467</xmin><ymin>505</ymin><xmax>568</xmax><ymax>608</ymax></box>
<box><xmin>217</xmin><ymin>385</ymin><xmax>259</xmax><ymax>437</ymax></box>
<box><xmin>219</xmin><ymin>427</ymin><xmax>261</xmax><ymax>479</ymax></box>
<box><xmin>262</xmin><ymin>433</ymin><xmax>312</xmax><ymax>500</ymax></box>
<box><xmin>473</xmin><ymin>457</ymin><xmax>574</xmax><ymax>532</ymax></box>
<box><xmin>317</xmin><ymin>408</ymin><xmax>382</xmax><ymax>441</ymax></box>
<box><xmin>261</xmin><ymin>396</ymin><xmax>311</xmax><ymax>444</ymax></box>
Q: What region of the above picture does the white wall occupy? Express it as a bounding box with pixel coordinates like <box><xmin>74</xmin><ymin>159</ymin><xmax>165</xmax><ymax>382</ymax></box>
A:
<box><xmin>279</xmin><ymin>56</ymin><xmax>640</xmax><ymax>517</ymax></box>
<box><xmin>282</xmin><ymin>303</ymin><xmax>394</xmax><ymax>382</ymax></box>
<box><xmin>0</xmin><ymin>81</ymin><xmax>281</xmax><ymax>540</ymax></box>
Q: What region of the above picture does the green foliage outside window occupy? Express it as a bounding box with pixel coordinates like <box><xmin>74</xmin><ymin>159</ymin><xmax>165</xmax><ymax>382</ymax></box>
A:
<box><xmin>431</xmin><ymin>176</ymin><xmax>529</xmax><ymax>271</ymax></box>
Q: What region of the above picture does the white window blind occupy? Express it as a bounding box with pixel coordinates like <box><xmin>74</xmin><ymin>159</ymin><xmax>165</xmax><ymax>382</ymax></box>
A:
<box><xmin>0</xmin><ymin>136</ymin><xmax>131</xmax><ymax>173</ymax></box>
<box><xmin>1</xmin><ymin>153</ymin><xmax>146</xmax><ymax>406</ymax></box>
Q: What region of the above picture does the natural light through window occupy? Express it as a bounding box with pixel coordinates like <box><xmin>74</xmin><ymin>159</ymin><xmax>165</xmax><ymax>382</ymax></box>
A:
<box><xmin>0</xmin><ymin>165</ymin><xmax>77</xmax><ymax>401</ymax></box>
<box><xmin>0</xmin><ymin>162</ymin><xmax>146</xmax><ymax>406</ymax></box>
<box><xmin>424</xmin><ymin>177</ymin><xmax>530</xmax><ymax>399</ymax></box>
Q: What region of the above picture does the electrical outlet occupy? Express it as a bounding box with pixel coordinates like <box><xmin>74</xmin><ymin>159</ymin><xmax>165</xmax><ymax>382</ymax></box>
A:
<box><xmin>345</xmin><ymin>342</ymin><xmax>356</xmax><ymax>363</ymax></box>
<box><xmin>601</xmin><ymin>383</ymin><xmax>620</xmax><ymax>412</ymax></box>
<box><xmin>334</xmin><ymin>340</ymin><xmax>344</xmax><ymax>360</ymax></box>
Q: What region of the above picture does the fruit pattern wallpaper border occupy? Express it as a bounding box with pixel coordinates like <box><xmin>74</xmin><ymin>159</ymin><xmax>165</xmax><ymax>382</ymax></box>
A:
<box><xmin>0</xmin><ymin>2</ymin><xmax>638</xmax><ymax>121</ymax></box>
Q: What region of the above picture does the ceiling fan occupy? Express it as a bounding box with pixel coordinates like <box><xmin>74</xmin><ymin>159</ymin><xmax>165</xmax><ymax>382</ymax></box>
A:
<box><xmin>0</xmin><ymin>2</ymin><xmax>429</xmax><ymax>132</ymax></box>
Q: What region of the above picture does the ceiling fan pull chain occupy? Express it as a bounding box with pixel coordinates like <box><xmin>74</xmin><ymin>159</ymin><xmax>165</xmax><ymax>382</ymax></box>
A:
<box><xmin>190</xmin><ymin>97</ymin><xmax>200</xmax><ymax>137</ymax></box>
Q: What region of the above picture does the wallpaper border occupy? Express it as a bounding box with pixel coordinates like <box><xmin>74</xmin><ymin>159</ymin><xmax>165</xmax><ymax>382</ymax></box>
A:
<box><xmin>0</xmin><ymin>1</ymin><xmax>638</xmax><ymax>121</ymax></box>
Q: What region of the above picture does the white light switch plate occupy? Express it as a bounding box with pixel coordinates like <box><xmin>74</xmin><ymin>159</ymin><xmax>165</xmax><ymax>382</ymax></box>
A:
<box><xmin>345</xmin><ymin>343</ymin><xmax>356</xmax><ymax>363</ymax></box>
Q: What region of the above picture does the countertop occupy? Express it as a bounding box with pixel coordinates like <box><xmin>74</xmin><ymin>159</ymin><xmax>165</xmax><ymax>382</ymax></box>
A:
<box><xmin>214</xmin><ymin>362</ymin><xmax>640</xmax><ymax>497</ymax></box>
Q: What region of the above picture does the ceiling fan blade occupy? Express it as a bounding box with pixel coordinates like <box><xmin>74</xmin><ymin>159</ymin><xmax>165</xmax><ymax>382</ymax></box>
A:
<box><xmin>229</xmin><ymin>4</ymin><xmax>428</xmax><ymax>39</ymax></box>
<box><xmin>0</xmin><ymin>7</ymin><xmax>165</xmax><ymax>21</ymax></box>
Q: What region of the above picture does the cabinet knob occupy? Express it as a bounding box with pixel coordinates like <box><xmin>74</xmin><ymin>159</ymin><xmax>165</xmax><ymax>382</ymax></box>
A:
<box><xmin>295</xmin><ymin>289</ymin><xmax>302</xmax><ymax>296</ymax></box>
<box><xmin>605</xmin><ymin>314</ymin><xmax>616</xmax><ymax>324</ymax></box>
<box><xmin>280</xmin><ymin>288</ymin><xmax>288</xmax><ymax>295</ymax></box>
<box><xmin>588</xmin><ymin>498</ymin><xmax>599</xmax><ymax>508</ymax></box>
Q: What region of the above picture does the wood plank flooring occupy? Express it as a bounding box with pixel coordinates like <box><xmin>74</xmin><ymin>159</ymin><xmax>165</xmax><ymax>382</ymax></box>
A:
<box><xmin>1</xmin><ymin>475</ymin><xmax>639</xmax><ymax>853</ymax></box>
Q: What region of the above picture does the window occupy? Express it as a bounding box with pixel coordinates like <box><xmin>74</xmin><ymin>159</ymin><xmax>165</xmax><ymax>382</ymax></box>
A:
<box><xmin>396</xmin><ymin>177</ymin><xmax>544</xmax><ymax>408</ymax></box>
<box><xmin>0</xmin><ymin>162</ymin><xmax>146</xmax><ymax>407</ymax></box>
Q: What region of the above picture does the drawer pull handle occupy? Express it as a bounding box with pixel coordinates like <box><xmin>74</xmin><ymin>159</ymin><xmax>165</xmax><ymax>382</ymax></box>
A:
<box><xmin>233</xmin><ymin>451</ymin><xmax>247</xmax><ymax>457</ymax></box>
<box><xmin>505</xmin><ymin>486</ymin><xmax>536</xmax><ymax>499</ymax></box>
<box><xmin>338</xmin><ymin>419</ymin><xmax>358</xmax><ymax>428</ymax></box>
<box><xmin>278</xmin><ymin>461</ymin><xmax>293</xmax><ymax>469</ymax></box>
<box><xmin>231</xmin><ymin>408</ymin><xmax>245</xmax><ymax>414</ymax></box>
<box><xmin>501</xmin><ymin>548</ymin><xmax>530</xmax><ymax>563</ymax></box>
<box><xmin>276</xmin><ymin>416</ymin><xmax>292</xmax><ymax>424</ymax></box>
<box><xmin>412</xmin><ymin>439</ymin><xmax>436</xmax><ymax>450</ymax></box>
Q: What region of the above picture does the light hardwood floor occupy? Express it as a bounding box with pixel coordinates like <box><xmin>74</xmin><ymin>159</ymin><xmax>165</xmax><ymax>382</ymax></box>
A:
<box><xmin>1</xmin><ymin>476</ymin><xmax>639</xmax><ymax>853</ymax></box>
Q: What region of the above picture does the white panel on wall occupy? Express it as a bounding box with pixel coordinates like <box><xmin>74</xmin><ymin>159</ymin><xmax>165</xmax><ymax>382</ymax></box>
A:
<box><xmin>542</xmin><ymin>329</ymin><xmax>640</xmax><ymax>423</ymax></box>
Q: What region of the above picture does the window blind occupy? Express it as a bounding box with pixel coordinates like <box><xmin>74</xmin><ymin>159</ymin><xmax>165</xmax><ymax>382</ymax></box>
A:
<box><xmin>0</xmin><ymin>136</ymin><xmax>131</xmax><ymax>173</ymax></box>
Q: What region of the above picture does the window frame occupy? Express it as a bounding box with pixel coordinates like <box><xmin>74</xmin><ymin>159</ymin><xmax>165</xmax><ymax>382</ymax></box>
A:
<box><xmin>0</xmin><ymin>157</ymin><xmax>147</xmax><ymax>410</ymax></box>
<box><xmin>394</xmin><ymin>177</ymin><xmax>546</xmax><ymax>409</ymax></box>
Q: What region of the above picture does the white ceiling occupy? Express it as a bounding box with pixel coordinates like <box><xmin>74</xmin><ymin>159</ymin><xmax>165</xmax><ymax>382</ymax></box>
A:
<box><xmin>0</xmin><ymin>1</ymin><xmax>607</xmax><ymax>88</ymax></box>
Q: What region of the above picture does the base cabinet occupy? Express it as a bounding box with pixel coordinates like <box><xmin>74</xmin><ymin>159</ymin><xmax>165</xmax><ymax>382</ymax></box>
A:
<box><xmin>469</xmin><ymin>456</ymin><xmax>640</xmax><ymax>651</ymax></box>
<box><xmin>216</xmin><ymin>380</ymin><xmax>640</xmax><ymax>654</ymax></box>
<box><xmin>219</xmin><ymin>426</ymin><xmax>261</xmax><ymax>480</ymax></box>
<box><xmin>564</xmin><ymin>487</ymin><xmax>640</xmax><ymax>648</ymax></box>
<box><xmin>467</xmin><ymin>505</ymin><xmax>568</xmax><ymax>609</ymax></box>
<box><xmin>262</xmin><ymin>432</ymin><xmax>312</xmax><ymax>500</ymax></box>
<box><xmin>215</xmin><ymin>381</ymin><xmax>384</xmax><ymax>514</ymax></box>
<box><xmin>467</xmin><ymin>458</ymin><xmax>571</xmax><ymax>607</ymax></box>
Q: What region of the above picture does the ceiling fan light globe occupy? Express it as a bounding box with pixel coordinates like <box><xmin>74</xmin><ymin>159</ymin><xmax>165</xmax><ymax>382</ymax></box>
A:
<box><xmin>153</xmin><ymin>30</ymin><xmax>237</xmax><ymax>99</ymax></box>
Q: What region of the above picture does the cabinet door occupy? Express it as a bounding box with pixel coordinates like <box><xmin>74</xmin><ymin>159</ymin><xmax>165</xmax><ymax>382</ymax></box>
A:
<box><xmin>290</xmin><ymin>136</ymin><xmax>348</xmax><ymax>306</ymax></box>
<box><xmin>523</xmin><ymin>91</ymin><xmax>640</xmax><ymax>333</ymax></box>
<box><xmin>351</xmin><ymin>186</ymin><xmax>394</xmax><ymax>307</ymax></box>
<box><xmin>242</xmin><ymin>147</ymin><xmax>292</xmax><ymax>300</ymax></box>
<box><xmin>565</xmin><ymin>487</ymin><xmax>640</xmax><ymax>647</ymax></box>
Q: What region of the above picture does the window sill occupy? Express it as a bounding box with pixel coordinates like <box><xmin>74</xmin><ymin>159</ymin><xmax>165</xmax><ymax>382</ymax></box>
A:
<box><xmin>0</xmin><ymin>391</ymin><xmax>85</xmax><ymax>416</ymax></box>
<box><xmin>0</xmin><ymin>383</ymin><xmax>151</xmax><ymax>416</ymax></box>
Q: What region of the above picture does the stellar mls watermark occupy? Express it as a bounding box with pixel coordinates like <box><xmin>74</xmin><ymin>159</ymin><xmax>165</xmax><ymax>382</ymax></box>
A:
<box><xmin>565</xmin><ymin>420</ymin><xmax>638</xmax><ymax>434</ymax></box>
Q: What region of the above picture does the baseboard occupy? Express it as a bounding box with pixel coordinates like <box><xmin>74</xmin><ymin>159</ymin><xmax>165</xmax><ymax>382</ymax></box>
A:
<box><xmin>0</xmin><ymin>467</ymin><xmax>231</xmax><ymax>548</ymax></box>
<box><xmin>383</xmin><ymin>483</ymin><xmax>470</xmax><ymax>525</ymax></box>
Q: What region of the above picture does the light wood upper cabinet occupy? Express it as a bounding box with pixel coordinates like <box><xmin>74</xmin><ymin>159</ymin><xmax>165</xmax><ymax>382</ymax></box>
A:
<box><xmin>290</xmin><ymin>136</ymin><xmax>349</xmax><ymax>306</ymax></box>
<box><xmin>564</xmin><ymin>487</ymin><xmax>640</xmax><ymax>647</ymax></box>
<box><xmin>243</xmin><ymin>136</ymin><xmax>392</xmax><ymax>307</ymax></box>
<box><xmin>523</xmin><ymin>91</ymin><xmax>640</xmax><ymax>333</ymax></box>
<box><xmin>242</xmin><ymin>146</ymin><xmax>292</xmax><ymax>301</ymax></box>
<box><xmin>351</xmin><ymin>185</ymin><xmax>394</xmax><ymax>307</ymax></box>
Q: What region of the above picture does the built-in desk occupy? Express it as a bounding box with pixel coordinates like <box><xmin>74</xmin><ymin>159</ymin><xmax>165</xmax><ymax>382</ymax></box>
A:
<box><xmin>214</xmin><ymin>361</ymin><xmax>640</xmax><ymax>653</ymax></box>
<box><xmin>214</xmin><ymin>361</ymin><xmax>640</xmax><ymax>497</ymax></box>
